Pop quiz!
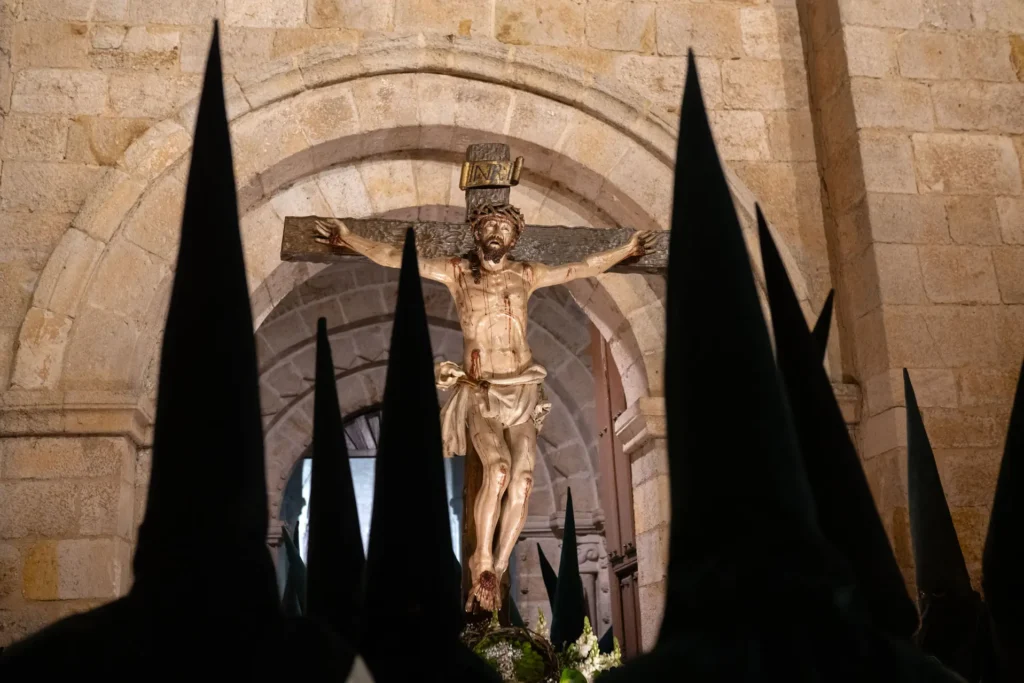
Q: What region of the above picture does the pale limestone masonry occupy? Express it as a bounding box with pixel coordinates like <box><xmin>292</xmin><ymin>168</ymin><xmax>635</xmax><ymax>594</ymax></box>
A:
<box><xmin>0</xmin><ymin>0</ymin><xmax>1018</xmax><ymax>651</ymax></box>
<box><xmin>0</xmin><ymin>435</ymin><xmax>135</xmax><ymax>642</ymax></box>
<box><xmin>799</xmin><ymin>0</ymin><xmax>1024</xmax><ymax>591</ymax></box>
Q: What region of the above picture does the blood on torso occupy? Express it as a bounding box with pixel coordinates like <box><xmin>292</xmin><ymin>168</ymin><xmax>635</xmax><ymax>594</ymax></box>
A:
<box><xmin>449</xmin><ymin>259</ymin><xmax>533</xmax><ymax>379</ymax></box>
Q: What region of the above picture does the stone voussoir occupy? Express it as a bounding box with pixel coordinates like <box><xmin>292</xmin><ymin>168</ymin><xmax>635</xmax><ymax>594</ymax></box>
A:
<box><xmin>300</xmin><ymin>32</ymin><xmax>430</xmax><ymax>88</ymax></box>
<box><xmin>237</xmin><ymin>54</ymin><xmax>308</xmax><ymax>110</ymax></box>
<box><xmin>71</xmin><ymin>168</ymin><xmax>147</xmax><ymax>243</ymax></box>
<box><xmin>117</xmin><ymin>119</ymin><xmax>193</xmax><ymax>183</ymax></box>
<box><xmin>30</xmin><ymin>228</ymin><xmax>104</xmax><ymax>316</ymax></box>
<box><xmin>444</xmin><ymin>35</ymin><xmax>518</xmax><ymax>80</ymax></box>
<box><xmin>177</xmin><ymin>36</ymin><xmax>671</xmax><ymax>198</ymax></box>
<box><xmin>9</xmin><ymin>309</ymin><xmax>73</xmax><ymax>391</ymax></box>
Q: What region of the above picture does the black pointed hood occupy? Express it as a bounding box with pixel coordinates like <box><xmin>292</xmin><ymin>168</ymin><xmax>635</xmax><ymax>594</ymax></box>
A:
<box><xmin>812</xmin><ymin>289</ymin><xmax>835</xmax><ymax>363</ymax></box>
<box><xmin>509</xmin><ymin>599</ymin><xmax>526</xmax><ymax>629</ymax></box>
<box><xmin>599</xmin><ymin>627</ymin><xmax>615</xmax><ymax>655</ymax></box>
<box><xmin>0</xmin><ymin>25</ymin><xmax>361</xmax><ymax>679</ymax></box>
<box><xmin>655</xmin><ymin>52</ymin><xmax>845</xmax><ymax>640</ymax></box>
<box><xmin>759</xmin><ymin>209</ymin><xmax>918</xmax><ymax>641</ymax></box>
<box><xmin>907</xmin><ymin>370</ymin><xmax>990</xmax><ymax>679</ymax></box>
<box><xmin>550</xmin><ymin>488</ymin><xmax>588</xmax><ymax>650</ymax></box>
<box><xmin>132</xmin><ymin>22</ymin><xmax>278</xmax><ymax>613</ymax></box>
<box><xmin>537</xmin><ymin>544</ymin><xmax>558</xmax><ymax>609</ymax></box>
<box><xmin>281</xmin><ymin>525</ymin><xmax>307</xmax><ymax>617</ymax></box>
<box><xmin>306</xmin><ymin>318</ymin><xmax>365</xmax><ymax>642</ymax></box>
<box><xmin>906</xmin><ymin>370</ymin><xmax>973</xmax><ymax>598</ymax></box>
<box><xmin>362</xmin><ymin>230</ymin><xmax>493</xmax><ymax>679</ymax></box>
<box><xmin>984</xmin><ymin>356</ymin><xmax>1024</xmax><ymax>678</ymax></box>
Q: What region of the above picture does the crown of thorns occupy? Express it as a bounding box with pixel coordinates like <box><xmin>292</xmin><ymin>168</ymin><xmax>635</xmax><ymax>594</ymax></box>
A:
<box><xmin>469</xmin><ymin>203</ymin><xmax>526</xmax><ymax>236</ymax></box>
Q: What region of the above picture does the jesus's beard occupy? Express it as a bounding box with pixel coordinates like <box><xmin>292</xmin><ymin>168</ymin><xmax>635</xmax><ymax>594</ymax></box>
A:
<box><xmin>481</xmin><ymin>240</ymin><xmax>510</xmax><ymax>263</ymax></box>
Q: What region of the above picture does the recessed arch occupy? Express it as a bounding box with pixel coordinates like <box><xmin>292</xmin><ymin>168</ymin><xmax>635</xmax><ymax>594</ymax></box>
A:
<box><xmin>10</xmin><ymin>35</ymin><xmax>814</xmax><ymax>417</ymax></box>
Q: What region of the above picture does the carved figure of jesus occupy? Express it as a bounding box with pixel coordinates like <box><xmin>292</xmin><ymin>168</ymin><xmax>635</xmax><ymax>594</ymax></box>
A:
<box><xmin>315</xmin><ymin>205</ymin><xmax>655</xmax><ymax>612</ymax></box>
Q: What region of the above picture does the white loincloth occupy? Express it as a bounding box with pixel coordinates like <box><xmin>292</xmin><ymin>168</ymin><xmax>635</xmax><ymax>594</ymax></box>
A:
<box><xmin>435</xmin><ymin>361</ymin><xmax>552</xmax><ymax>459</ymax></box>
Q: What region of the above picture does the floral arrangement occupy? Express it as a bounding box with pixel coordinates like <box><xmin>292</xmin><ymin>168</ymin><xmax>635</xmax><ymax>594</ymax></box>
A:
<box><xmin>462</xmin><ymin>610</ymin><xmax>621</xmax><ymax>683</ymax></box>
<box><xmin>557</xmin><ymin>617</ymin><xmax>621</xmax><ymax>682</ymax></box>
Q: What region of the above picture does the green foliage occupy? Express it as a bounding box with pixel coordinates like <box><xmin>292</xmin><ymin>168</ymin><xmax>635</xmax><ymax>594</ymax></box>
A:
<box><xmin>560</xmin><ymin>669</ymin><xmax>587</xmax><ymax>683</ymax></box>
<box><xmin>515</xmin><ymin>642</ymin><xmax>547</xmax><ymax>681</ymax></box>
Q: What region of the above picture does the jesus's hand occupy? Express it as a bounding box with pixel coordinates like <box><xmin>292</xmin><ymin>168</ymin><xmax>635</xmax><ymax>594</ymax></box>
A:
<box><xmin>628</xmin><ymin>230</ymin><xmax>658</xmax><ymax>259</ymax></box>
<box><xmin>313</xmin><ymin>218</ymin><xmax>351</xmax><ymax>248</ymax></box>
<box><xmin>435</xmin><ymin>361</ymin><xmax>465</xmax><ymax>389</ymax></box>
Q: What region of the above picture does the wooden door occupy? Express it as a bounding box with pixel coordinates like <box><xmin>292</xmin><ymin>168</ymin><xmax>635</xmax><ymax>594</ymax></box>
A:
<box><xmin>591</xmin><ymin>324</ymin><xmax>642</xmax><ymax>658</ymax></box>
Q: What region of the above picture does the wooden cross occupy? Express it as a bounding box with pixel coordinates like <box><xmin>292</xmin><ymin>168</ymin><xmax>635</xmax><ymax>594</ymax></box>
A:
<box><xmin>279</xmin><ymin>142</ymin><xmax>667</xmax><ymax>622</ymax></box>
<box><xmin>279</xmin><ymin>144</ymin><xmax>669</xmax><ymax>274</ymax></box>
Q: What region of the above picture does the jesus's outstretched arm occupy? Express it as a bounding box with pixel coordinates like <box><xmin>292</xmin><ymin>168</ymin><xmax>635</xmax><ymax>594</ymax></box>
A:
<box><xmin>528</xmin><ymin>230</ymin><xmax>658</xmax><ymax>290</ymax></box>
<box><xmin>314</xmin><ymin>218</ymin><xmax>455</xmax><ymax>285</ymax></box>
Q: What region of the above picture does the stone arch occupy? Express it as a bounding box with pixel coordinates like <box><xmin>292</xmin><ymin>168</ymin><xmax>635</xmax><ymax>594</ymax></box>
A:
<box><xmin>10</xmin><ymin>35</ymin><xmax>814</xmax><ymax>412</ymax></box>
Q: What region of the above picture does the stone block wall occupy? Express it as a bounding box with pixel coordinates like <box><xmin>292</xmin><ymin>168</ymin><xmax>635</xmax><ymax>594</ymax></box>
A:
<box><xmin>799</xmin><ymin>0</ymin><xmax>1024</xmax><ymax>587</ymax></box>
<box><xmin>0</xmin><ymin>436</ymin><xmax>135</xmax><ymax>644</ymax></box>
<box><xmin>0</xmin><ymin>0</ymin><xmax>833</xmax><ymax>393</ymax></box>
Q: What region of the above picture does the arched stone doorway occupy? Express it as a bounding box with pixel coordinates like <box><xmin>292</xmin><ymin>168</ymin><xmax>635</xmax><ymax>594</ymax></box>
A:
<box><xmin>8</xmin><ymin>37</ymin><xmax>818</xmax><ymax>649</ymax></box>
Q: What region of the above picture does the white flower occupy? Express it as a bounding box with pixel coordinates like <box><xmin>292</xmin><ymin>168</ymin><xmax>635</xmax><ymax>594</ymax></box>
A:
<box><xmin>558</xmin><ymin>617</ymin><xmax>622</xmax><ymax>683</ymax></box>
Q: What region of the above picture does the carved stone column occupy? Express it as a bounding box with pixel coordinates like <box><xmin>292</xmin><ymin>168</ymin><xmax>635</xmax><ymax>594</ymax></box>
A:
<box><xmin>266</xmin><ymin>524</ymin><xmax>287</xmax><ymax>597</ymax></box>
<box><xmin>614</xmin><ymin>396</ymin><xmax>667</xmax><ymax>652</ymax></box>
<box><xmin>576</xmin><ymin>539</ymin><xmax>614</xmax><ymax>635</ymax></box>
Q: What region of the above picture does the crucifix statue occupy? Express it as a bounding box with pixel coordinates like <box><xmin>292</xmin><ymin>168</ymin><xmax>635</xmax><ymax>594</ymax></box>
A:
<box><xmin>280</xmin><ymin>143</ymin><xmax>666</xmax><ymax>614</ymax></box>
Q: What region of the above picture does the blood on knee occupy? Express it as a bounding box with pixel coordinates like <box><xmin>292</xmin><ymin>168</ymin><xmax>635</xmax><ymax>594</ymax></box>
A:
<box><xmin>485</xmin><ymin>463</ymin><xmax>510</xmax><ymax>490</ymax></box>
<box><xmin>514</xmin><ymin>475</ymin><xmax>533</xmax><ymax>501</ymax></box>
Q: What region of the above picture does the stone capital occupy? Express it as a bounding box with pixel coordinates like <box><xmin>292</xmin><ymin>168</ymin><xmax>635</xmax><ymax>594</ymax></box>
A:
<box><xmin>548</xmin><ymin>508</ymin><xmax>606</xmax><ymax>537</ymax></box>
<box><xmin>575</xmin><ymin>539</ymin><xmax>607</xmax><ymax>574</ymax></box>
<box><xmin>833</xmin><ymin>382</ymin><xmax>862</xmax><ymax>426</ymax></box>
<box><xmin>518</xmin><ymin>510</ymin><xmax>606</xmax><ymax>539</ymax></box>
<box><xmin>266</xmin><ymin>524</ymin><xmax>285</xmax><ymax>549</ymax></box>
<box><xmin>614</xmin><ymin>396</ymin><xmax>666</xmax><ymax>459</ymax></box>
<box><xmin>0</xmin><ymin>390</ymin><xmax>154</xmax><ymax>447</ymax></box>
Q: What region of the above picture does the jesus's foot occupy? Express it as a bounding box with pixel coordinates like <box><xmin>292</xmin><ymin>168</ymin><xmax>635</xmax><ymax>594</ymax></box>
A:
<box><xmin>465</xmin><ymin>570</ymin><xmax>501</xmax><ymax>613</ymax></box>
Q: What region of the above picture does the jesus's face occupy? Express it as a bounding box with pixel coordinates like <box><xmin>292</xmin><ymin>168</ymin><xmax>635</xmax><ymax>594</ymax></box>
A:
<box><xmin>475</xmin><ymin>216</ymin><xmax>517</xmax><ymax>263</ymax></box>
